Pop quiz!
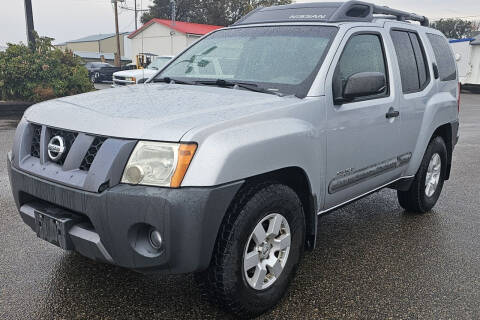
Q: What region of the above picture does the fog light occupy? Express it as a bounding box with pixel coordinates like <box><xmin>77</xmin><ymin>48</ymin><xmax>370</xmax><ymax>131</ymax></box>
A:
<box><xmin>149</xmin><ymin>229</ymin><xmax>163</xmax><ymax>249</ymax></box>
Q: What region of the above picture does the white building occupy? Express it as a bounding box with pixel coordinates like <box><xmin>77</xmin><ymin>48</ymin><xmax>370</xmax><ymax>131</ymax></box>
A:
<box><xmin>128</xmin><ymin>19</ymin><xmax>222</xmax><ymax>59</ymax></box>
<box><xmin>450</xmin><ymin>35</ymin><xmax>480</xmax><ymax>90</ymax></box>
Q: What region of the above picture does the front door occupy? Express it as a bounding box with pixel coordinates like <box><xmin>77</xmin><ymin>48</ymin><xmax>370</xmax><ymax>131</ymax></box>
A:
<box><xmin>323</xmin><ymin>28</ymin><xmax>404</xmax><ymax>209</ymax></box>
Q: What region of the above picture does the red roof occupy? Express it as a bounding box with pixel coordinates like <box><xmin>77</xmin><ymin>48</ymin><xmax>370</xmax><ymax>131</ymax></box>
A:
<box><xmin>129</xmin><ymin>19</ymin><xmax>223</xmax><ymax>39</ymax></box>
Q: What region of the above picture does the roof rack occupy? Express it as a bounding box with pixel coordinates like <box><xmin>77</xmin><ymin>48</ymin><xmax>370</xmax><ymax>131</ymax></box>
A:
<box><xmin>234</xmin><ymin>1</ymin><xmax>429</xmax><ymax>27</ymax></box>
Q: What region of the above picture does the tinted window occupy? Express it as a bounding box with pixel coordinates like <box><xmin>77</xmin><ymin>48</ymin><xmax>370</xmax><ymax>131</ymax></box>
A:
<box><xmin>391</xmin><ymin>31</ymin><xmax>418</xmax><ymax>92</ymax></box>
<box><xmin>427</xmin><ymin>33</ymin><xmax>457</xmax><ymax>81</ymax></box>
<box><xmin>333</xmin><ymin>33</ymin><xmax>388</xmax><ymax>100</ymax></box>
<box><xmin>409</xmin><ymin>33</ymin><xmax>429</xmax><ymax>88</ymax></box>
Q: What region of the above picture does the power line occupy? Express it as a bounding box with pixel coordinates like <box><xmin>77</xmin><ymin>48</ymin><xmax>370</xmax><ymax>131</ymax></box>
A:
<box><xmin>118</xmin><ymin>5</ymin><xmax>149</xmax><ymax>11</ymax></box>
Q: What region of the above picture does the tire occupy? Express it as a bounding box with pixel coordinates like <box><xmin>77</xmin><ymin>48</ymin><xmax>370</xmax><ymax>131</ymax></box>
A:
<box><xmin>397</xmin><ymin>136</ymin><xmax>448</xmax><ymax>213</ymax></box>
<box><xmin>195</xmin><ymin>182</ymin><xmax>305</xmax><ymax>318</ymax></box>
<box><xmin>90</xmin><ymin>74</ymin><xmax>97</xmax><ymax>83</ymax></box>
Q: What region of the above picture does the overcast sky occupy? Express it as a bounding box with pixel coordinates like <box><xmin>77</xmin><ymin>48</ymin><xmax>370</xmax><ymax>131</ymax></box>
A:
<box><xmin>1</xmin><ymin>0</ymin><xmax>479</xmax><ymax>47</ymax></box>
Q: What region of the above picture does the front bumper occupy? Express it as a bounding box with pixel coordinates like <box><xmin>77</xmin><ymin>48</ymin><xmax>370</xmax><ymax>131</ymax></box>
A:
<box><xmin>8</xmin><ymin>154</ymin><xmax>242</xmax><ymax>273</ymax></box>
<box><xmin>112</xmin><ymin>78</ymin><xmax>135</xmax><ymax>86</ymax></box>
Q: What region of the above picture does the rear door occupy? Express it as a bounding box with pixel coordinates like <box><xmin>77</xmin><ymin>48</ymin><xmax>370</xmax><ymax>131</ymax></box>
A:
<box><xmin>323</xmin><ymin>27</ymin><xmax>404</xmax><ymax>209</ymax></box>
<box><xmin>386</xmin><ymin>26</ymin><xmax>434</xmax><ymax>167</ymax></box>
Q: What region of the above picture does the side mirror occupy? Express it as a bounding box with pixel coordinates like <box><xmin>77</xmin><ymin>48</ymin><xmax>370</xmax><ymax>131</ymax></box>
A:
<box><xmin>334</xmin><ymin>72</ymin><xmax>386</xmax><ymax>104</ymax></box>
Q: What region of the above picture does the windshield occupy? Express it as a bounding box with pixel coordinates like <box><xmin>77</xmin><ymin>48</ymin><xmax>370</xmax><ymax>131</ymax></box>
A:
<box><xmin>94</xmin><ymin>63</ymin><xmax>114</xmax><ymax>68</ymax></box>
<box><xmin>156</xmin><ymin>26</ymin><xmax>338</xmax><ymax>97</ymax></box>
<box><xmin>148</xmin><ymin>57</ymin><xmax>172</xmax><ymax>70</ymax></box>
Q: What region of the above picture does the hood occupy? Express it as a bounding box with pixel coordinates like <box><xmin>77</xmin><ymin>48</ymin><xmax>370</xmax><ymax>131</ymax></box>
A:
<box><xmin>24</xmin><ymin>84</ymin><xmax>300</xmax><ymax>142</ymax></box>
<box><xmin>113</xmin><ymin>69</ymin><xmax>157</xmax><ymax>80</ymax></box>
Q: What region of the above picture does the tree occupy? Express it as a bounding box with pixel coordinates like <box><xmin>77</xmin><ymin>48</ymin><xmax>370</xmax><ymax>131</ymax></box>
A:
<box><xmin>141</xmin><ymin>0</ymin><xmax>292</xmax><ymax>26</ymax></box>
<box><xmin>0</xmin><ymin>33</ymin><xmax>94</xmax><ymax>102</ymax></box>
<box><xmin>430</xmin><ymin>18</ymin><xmax>480</xmax><ymax>39</ymax></box>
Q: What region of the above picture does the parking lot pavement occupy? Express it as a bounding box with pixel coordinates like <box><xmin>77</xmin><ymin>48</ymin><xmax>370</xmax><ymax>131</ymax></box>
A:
<box><xmin>94</xmin><ymin>82</ymin><xmax>113</xmax><ymax>90</ymax></box>
<box><xmin>0</xmin><ymin>94</ymin><xmax>479</xmax><ymax>319</ymax></box>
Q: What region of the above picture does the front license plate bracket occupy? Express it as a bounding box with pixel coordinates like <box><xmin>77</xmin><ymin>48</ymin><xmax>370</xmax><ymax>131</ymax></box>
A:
<box><xmin>34</xmin><ymin>208</ymin><xmax>83</xmax><ymax>250</ymax></box>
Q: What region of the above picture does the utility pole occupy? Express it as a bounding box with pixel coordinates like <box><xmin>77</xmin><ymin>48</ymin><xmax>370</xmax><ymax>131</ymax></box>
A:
<box><xmin>171</xmin><ymin>0</ymin><xmax>176</xmax><ymax>26</ymax></box>
<box><xmin>134</xmin><ymin>0</ymin><xmax>138</xmax><ymax>30</ymax></box>
<box><xmin>113</xmin><ymin>0</ymin><xmax>122</xmax><ymax>67</ymax></box>
<box><xmin>24</xmin><ymin>0</ymin><xmax>35</xmax><ymax>48</ymax></box>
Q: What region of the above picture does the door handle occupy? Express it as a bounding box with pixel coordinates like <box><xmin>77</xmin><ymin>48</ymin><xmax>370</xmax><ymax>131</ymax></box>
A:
<box><xmin>386</xmin><ymin>109</ymin><xmax>400</xmax><ymax>119</ymax></box>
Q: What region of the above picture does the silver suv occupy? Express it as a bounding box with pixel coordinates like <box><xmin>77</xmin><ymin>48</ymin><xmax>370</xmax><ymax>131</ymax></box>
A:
<box><xmin>8</xmin><ymin>1</ymin><xmax>459</xmax><ymax>317</ymax></box>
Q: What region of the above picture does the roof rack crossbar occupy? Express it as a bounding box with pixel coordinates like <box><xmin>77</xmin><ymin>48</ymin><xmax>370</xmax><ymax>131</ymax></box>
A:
<box><xmin>232</xmin><ymin>1</ymin><xmax>429</xmax><ymax>27</ymax></box>
<box><xmin>372</xmin><ymin>4</ymin><xmax>429</xmax><ymax>26</ymax></box>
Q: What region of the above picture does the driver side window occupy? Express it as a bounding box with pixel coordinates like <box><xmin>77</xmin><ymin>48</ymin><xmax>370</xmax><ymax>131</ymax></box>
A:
<box><xmin>333</xmin><ymin>33</ymin><xmax>389</xmax><ymax>103</ymax></box>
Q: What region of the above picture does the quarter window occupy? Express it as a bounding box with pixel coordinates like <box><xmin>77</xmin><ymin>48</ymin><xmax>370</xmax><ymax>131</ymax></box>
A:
<box><xmin>390</xmin><ymin>30</ymin><xmax>430</xmax><ymax>93</ymax></box>
<box><xmin>427</xmin><ymin>33</ymin><xmax>457</xmax><ymax>81</ymax></box>
<box><xmin>333</xmin><ymin>33</ymin><xmax>388</xmax><ymax>102</ymax></box>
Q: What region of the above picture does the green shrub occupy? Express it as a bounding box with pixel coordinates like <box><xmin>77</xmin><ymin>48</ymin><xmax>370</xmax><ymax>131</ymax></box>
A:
<box><xmin>0</xmin><ymin>33</ymin><xmax>94</xmax><ymax>102</ymax></box>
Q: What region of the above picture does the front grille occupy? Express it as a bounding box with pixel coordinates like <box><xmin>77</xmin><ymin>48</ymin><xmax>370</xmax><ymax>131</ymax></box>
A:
<box><xmin>30</xmin><ymin>125</ymin><xmax>42</xmax><ymax>158</ymax></box>
<box><xmin>115</xmin><ymin>76</ymin><xmax>126</xmax><ymax>80</ymax></box>
<box><xmin>49</xmin><ymin>128</ymin><xmax>78</xmax><ymax>165</ymax></box>
<box><xmin>80</xmin><ymin>137</ymin><xmax>106</xmax><ymax>171</ymax></box>
<box><xmin>29</xmin><ymin>124</ymin><xmax>106</xmax><ymax>172</ymax></box>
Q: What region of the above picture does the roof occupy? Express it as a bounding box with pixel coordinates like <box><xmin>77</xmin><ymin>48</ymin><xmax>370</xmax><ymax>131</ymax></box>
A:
<box><xmin>73</xmin><ymin>51</ymin><xmax>131</xmax><ymax>61</ymax></box>
<box><xmin>68</xmin><ymin>32</ymin><xmax>130</xmax><ymax>43</ymax></box>
<box><xmin>448</xmin><ymin>35</ymin><xmax>480</xmax><ymax>46</ymax></box>
<box><xmin>471</xmin><ymin>35</ymin><xmax>480</xmax><ymax>46</ymax></box>
<box><xmin>234</xmin><ymin>1</ymin><xmax>428</xmax><ymax>27</ymax></box>
<box><xmin>449</xmin><ymin>38</ymin><xmax>475</xmax><ymax>44</ymax></box>
<box><xmin>128</xmin><ymin>19</ymin><xmax>223</xmax><ymax>39</ymax></box>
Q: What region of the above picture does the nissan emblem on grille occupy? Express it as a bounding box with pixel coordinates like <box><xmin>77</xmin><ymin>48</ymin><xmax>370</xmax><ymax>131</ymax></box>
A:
<box><xmin>47</xmin><ymin>136</ymin><xmax>66</xmax><ymax>161</ymax></box>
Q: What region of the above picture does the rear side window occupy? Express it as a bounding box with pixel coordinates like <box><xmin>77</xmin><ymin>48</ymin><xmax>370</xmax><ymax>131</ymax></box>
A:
<box><xmin>427</xmin><ymin>33</ymin><xmax>457</xmax><ymax>81</ymax></box>
<box><xmin>390</xmin><ymin>30</ymin><xmax>429</xmax><ymax>93</ymax></box>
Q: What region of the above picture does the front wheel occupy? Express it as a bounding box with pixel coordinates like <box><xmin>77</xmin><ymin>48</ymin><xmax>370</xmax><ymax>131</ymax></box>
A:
<box><xmin>397</xmin><ymin>136</ymin><xmax>448</xmax><ymax>213</ymax></box>
<box><xmin>196</xmin><ymin>183</ymin><xmax>305</xmax><ymax>318</ymax></box>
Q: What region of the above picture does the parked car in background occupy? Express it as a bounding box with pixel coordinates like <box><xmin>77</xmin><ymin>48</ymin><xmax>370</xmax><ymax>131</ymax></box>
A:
<box><xmin>112</xmin><ymin>56</ymin><xmax>173</xmax><ymax>86</ymax></box>
<box><xmin>85</xmin><ymin>62</ymin><xmax>121</xmax><ymax>83</ymax></box>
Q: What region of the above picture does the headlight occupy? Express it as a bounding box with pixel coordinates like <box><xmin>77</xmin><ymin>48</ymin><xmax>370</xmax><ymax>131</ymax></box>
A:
<box><xmin>125</xmin><ymin>77</ymin><xmax>136</xmax><ymax>82</ymax></box>
<box><xmin>121</xmin><ymin>141</ymin><xmax>197</xmax><ymax>188</ymax></box>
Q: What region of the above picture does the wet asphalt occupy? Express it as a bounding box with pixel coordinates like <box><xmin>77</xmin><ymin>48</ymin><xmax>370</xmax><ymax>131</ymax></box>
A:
<box><xmin>0</xmin><ymin>94</ymin><xmax>479</xmax><ymax>319</ymax></box>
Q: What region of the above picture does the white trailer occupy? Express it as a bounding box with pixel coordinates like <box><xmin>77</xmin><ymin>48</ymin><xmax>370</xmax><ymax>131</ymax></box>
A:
<box><xmin>450</xmin><ymin>37</ymin><xmax>480</xmax><ymax>91</ymax></box>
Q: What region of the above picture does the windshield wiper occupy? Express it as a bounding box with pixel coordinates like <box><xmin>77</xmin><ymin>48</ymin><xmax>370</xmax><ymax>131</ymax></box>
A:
<box><xmin>152</xmin><ymin>77</ymin><xmax>198</xmax><ymax>85</ymax></box>
<box><xmin>198</xmin><ymin>79</ymin><xmax>284</xmax><ymax>96</ymax></box>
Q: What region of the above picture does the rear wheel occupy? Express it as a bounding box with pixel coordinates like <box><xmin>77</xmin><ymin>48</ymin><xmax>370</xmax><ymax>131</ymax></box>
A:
<box><xmin>196</xmin><ymin>183</ymin><xmax>305</xmax><ymax>318</ymax></box>
<box><xmin>397</xmin><ymin>136</ymin><xmax>447</xmax><ymax>213</ymax></box>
